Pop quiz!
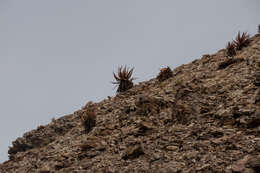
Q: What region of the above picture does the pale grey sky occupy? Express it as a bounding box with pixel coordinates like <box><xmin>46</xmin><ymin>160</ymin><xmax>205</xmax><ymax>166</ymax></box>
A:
<box><xmin>0</xmin><ymin>0</ymin><xmax>259</xmax><ymax>162</ymax></box>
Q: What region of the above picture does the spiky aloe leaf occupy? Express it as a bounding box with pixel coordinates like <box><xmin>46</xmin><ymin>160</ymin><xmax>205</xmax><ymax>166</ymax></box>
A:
<box><xmin>234</xmin><ymin>31</ymin><xmax>250</xmax><ymax>50</ymax></box>
<box><xmin>112</xmin><ymin>66</ymin><xmax>135</xmax><ymax>93</ymax></box>
<box><xmin>226</xmin><ymin>41</ymin><xmax>236</xmax><ymax>57</ymax></box>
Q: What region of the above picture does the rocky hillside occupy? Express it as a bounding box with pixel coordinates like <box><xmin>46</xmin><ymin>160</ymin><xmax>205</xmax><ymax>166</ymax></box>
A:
<box><xmin>1</xmin><ymin>34</ymin><xmax>260</xmax><ymax>173</ymax></box>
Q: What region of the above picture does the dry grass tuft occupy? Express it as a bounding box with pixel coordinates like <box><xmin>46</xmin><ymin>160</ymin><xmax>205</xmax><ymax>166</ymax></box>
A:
<box><xmin>112</xmin><ymin>66</ymin><xmax>135</xmax><ymax>93</ymax></box>
<box><xmin>156</xmin><ymin>66</ymin><xmax>173</xmax><ymax>82</ymax></box>
<box><xmin>234</xmin><ymin>31</ymin><xmax>250</xmax><ymax>50</ymax></box>
<box><xmin>226</xmin><ymin>41</ymin><xmax>236</xmax><ymax>57</ymax></box>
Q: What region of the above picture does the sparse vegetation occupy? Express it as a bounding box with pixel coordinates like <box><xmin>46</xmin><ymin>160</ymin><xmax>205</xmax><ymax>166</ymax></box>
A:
<box><xmin>225</xmin><ymin>31</ymin><xmax>251</xmax><ymax>57</ymax></box>
<box><xmin>156</xmin><ymin>66</ymin><xmax>173</xmax><ymax>82</ymax></box>
<box><xmin>112</xmin><ymin>66</ymin><xmax>135</xmax><ymax>93</ymax></box>
<box><xmin>234</xmin><ymin>31</ymin><xmax>250</xmax><ymax>50</ymax></box>
<box><xmin>80</xmin><ymin>101</ymin><xmax>96</xmax><ymax>133</ymax></box>
<box><xmin>226</xmin><ymin>41</ymin><xmax>236</xmax><ymax>57</ymax></box>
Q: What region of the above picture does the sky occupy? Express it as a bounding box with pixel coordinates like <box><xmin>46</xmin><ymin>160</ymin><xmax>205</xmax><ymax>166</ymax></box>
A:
<box><xmin>0</xmin><ymin>0</ymin><xmax>259</xmax><ymax>163</ymax></box>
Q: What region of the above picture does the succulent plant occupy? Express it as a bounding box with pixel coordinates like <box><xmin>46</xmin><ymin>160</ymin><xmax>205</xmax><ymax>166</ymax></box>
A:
<box><xmin>226</xmin><ymin>41</ymin><xmax>236</xmax><ymax>57</ymax></box>
<box><xmin>112</xmin><ymin>66</ymin><xmax>135</xmax><ymax>93</ymax></box>
<box><xmin>234</xmin><ymin>31</ymin><xmax>250</xmax><ymax>50</ymax></box>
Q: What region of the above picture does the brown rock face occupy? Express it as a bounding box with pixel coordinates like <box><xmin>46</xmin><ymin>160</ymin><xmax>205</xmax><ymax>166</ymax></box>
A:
<box><xmin>1</xmin><ymin>34</ymin><xmax>260</xmax><ymax>173</ymax></box>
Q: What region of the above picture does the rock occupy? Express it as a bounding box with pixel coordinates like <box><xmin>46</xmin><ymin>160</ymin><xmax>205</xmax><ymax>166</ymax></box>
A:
<box><xmin>166</xmin><ymin>146</ymin><xmax>178</xmax><ymax>151</ymax></box>
<box><xmin>247</xmin><ymin>111</ymin><xmax>260</xmax><ymax>128</ymax></box>
<box><xmin>37</xmin><ymin>165</ymin><xmax>51</xmax><ymax>173</ymax></box>
<box><xmin>231</xmin><ymin>155</ymin><xmax>250</xmax><ymax>173</ymax></box>
<box><xmin>218</xmin><ymin>57</ymin><xmax>244</xmax><ymax>70</ymax></box>
<box><xmin>242</xmin><ymin>168</ymin><xmax>255</xmax><ymax>173</ymax></box>
<box><xmin>254</xmin><ymin>72</ymin><xmax>260</xmax><ymax>86</ymax></box>
<box><xmin>137</xmin><ymin>121</ymin><xmax>154</xmax><ymax>134</ymax></box>
<box><xmin>81</xmin><ymin>139</ymin><xmax>105</xmax><ymax>152</ymax></box>
<box><xmin>248</xmin><ymin>156</ymin><xmax>260</xmax><ymax>172</ymax></box>
<box><xmin>211</xmin><ymin>135</ymin><xmax>232</xmax><ymax>145</ymax></box>
<box><xmin>122</xmin><ymin>144</ymin><xmax>144</xmax><ymax>160</ymax></box>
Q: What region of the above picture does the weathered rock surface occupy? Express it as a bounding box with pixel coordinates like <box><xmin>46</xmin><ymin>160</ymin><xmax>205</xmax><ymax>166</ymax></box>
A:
<box><xmin>0</xmin><ymin>35</ymin><xmax>260</xmax><ymax>172</ymax></box>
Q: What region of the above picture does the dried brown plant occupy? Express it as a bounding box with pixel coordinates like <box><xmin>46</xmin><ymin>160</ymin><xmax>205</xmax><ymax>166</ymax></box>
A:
<box><xmin>156</xmin><ymin>66</ymin><xmax>173</xmax><ymax>82</ymax></box>
<box><xmin>112</xmin><ymin>66</ymin><xmax>135</xmax><ymax>93</ymax></box>
<box><xmin>258</xmin><ymin>25</ymin><xmax>260</xmax><ymax>34</ymax></box>
<box><xmin>226</xmin><ymin>41</ymin><xmax>236</xmax><ymax>57</ymax></box>
<box><xmin>81</xmin><ymin>101</ymin><xmax>96</xmax><ymax>133</ymax></box>
<box><xmin>234</xmin><ymin>31</ymin><xmax>250</xmax><ymax>50</ymax></box>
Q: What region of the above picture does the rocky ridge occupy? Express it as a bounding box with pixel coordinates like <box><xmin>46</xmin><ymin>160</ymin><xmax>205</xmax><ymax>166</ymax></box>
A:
<box><xmin>0</xmin><ymin>34</ymin><xmax>260</xmax><ymax>173</ymax></box>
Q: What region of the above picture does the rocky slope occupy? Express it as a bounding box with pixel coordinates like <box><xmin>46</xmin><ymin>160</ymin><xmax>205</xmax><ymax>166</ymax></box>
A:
<box><xmin>1</xmin><ymin>34</ymin><xmax>260</xmax><ymax>173</ymax></box>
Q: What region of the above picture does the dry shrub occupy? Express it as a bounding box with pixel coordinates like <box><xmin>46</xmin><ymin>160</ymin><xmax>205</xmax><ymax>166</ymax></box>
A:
<box><xmin>81</xmin><ymin>101</ymin><xmax>96</xmax><ymax>133</ymax></box>
<box><xmin>112</xmin><ymin>66</ymin><xmax>135</xmax><ymax>93</ymax></box>
<box><xmin>226</xmin><ymin>41</ymin><xmax>236</xmax><ymax>57</ymax></box>
<box><xmin>258</xmin><ymin>25</ymin><xmax>260</xmax><ymax>34</ymax></box>
<box><xmin>234</xmin><ymin>31</ymin><xmax>250</xmax><ymax>50</ymax></box>
<box><xmin>156</xmin><ymin>66</ymin><xmax>173</xmax><ymax>82</ymax></box>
